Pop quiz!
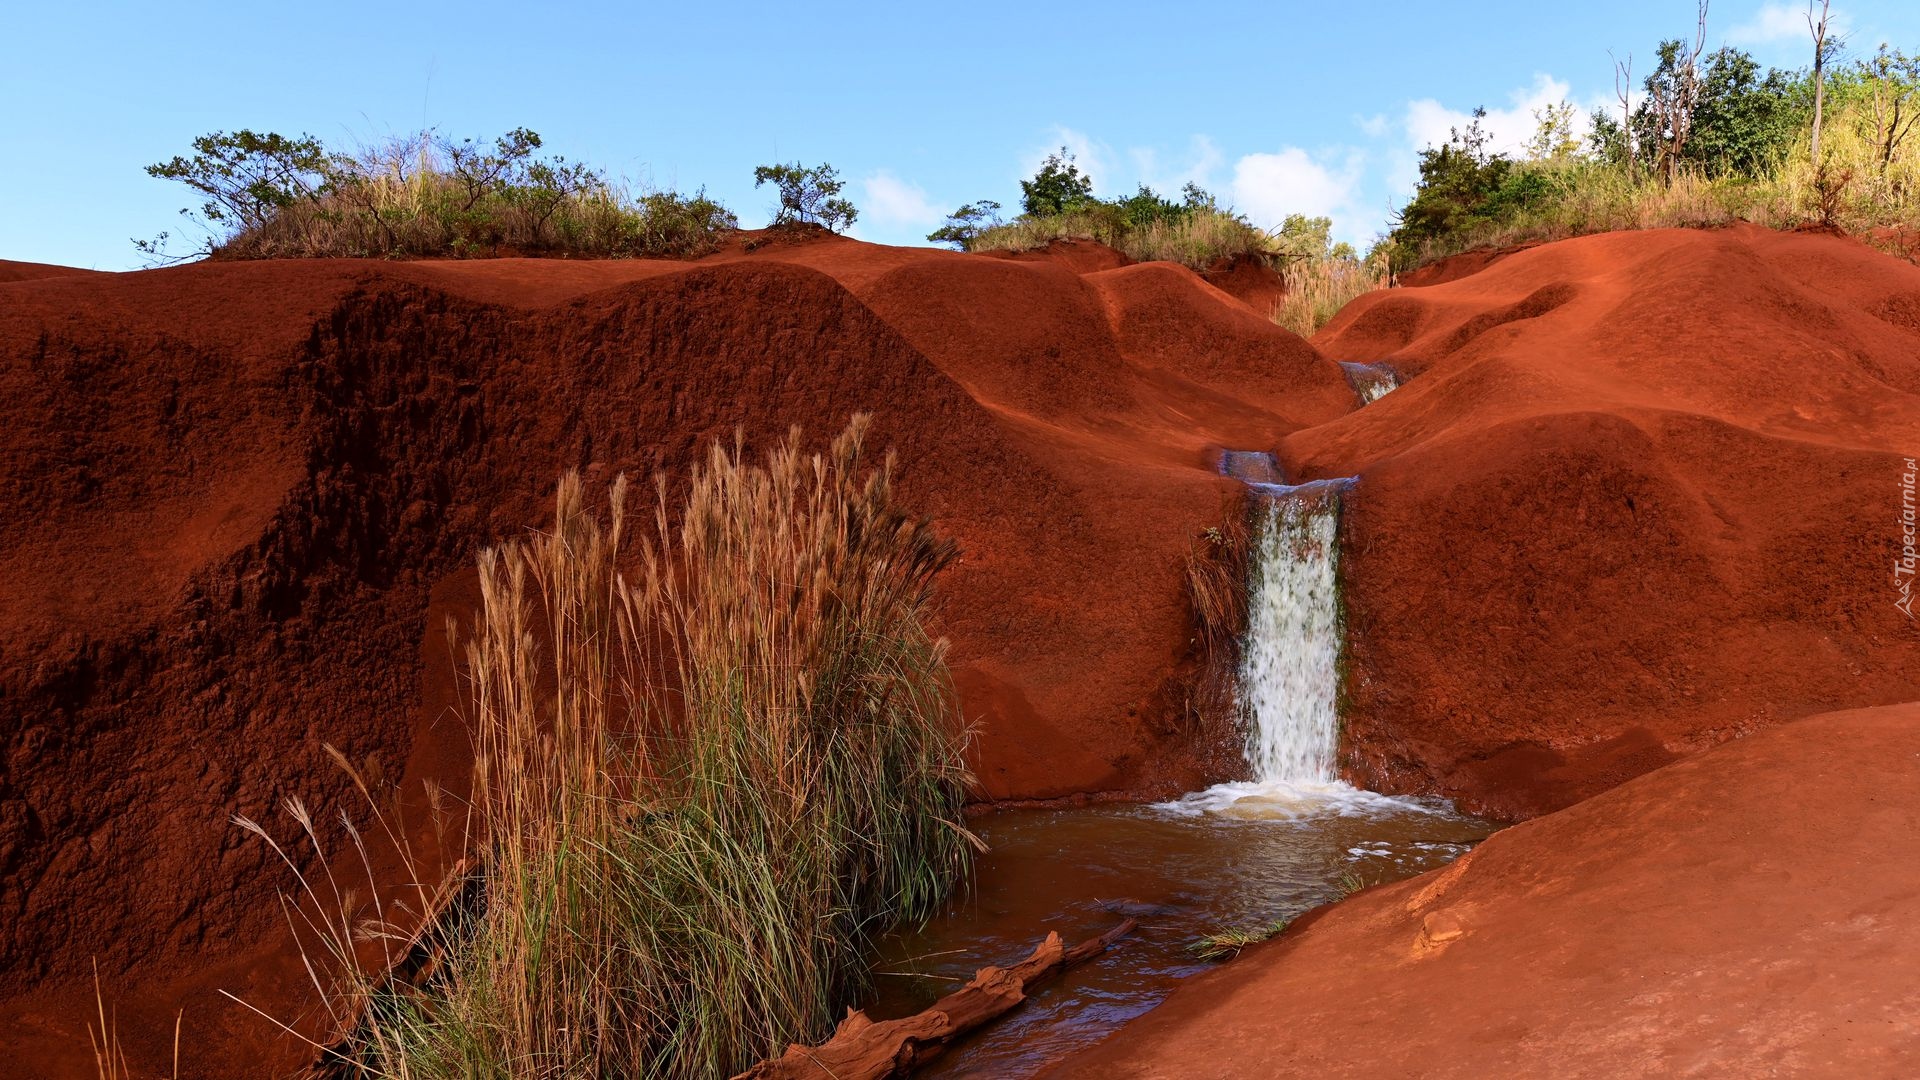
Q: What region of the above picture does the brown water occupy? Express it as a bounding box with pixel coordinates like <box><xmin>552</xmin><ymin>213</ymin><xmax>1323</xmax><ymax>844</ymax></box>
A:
<box><xmin>866</xmin><ymin>785</ymin><xmax>1499</xmax><ymax>1077</ymax></box>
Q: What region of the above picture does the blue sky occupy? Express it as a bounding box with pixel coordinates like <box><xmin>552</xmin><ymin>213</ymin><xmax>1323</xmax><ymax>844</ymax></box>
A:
<box><xmin>5</xmin><ymin>1</ymin><xmax>1916</xmax><ymax>270</ymax></box>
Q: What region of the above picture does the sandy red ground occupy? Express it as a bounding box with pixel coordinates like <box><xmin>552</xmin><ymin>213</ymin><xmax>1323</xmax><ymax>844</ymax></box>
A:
<box><xmin>1</xmin><ymin>223</ymin><xmax>1916</xmax><ymax>1075</ymax></box>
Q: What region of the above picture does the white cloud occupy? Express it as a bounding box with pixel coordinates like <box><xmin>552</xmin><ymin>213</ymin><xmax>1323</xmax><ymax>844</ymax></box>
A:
<box><xmin>1357</xmin><ymin>113</ymin><xmax>1390</xmax><ymax>138</ymax></box>
<box><xmin>1404</xmin><ymin>73</ymin><xmax>1582</xmax><ymax>161</ymax></box>
<box><xmin>1726</xmin><ymin>2</ymin><xmax>1824</xmax><ymax>45</ymax></box>
<box><xmin>1128</xmin><ymin>134</ymin><xmax>1225</xmax><ymax>195</ymax></box>
<box><xmin>860</xmin><ymin>171</ymin><xmax>944</xmax><ymax>228</ymax></box>
<box><xmin>1024</xmin><ymin>126</ymin><xmax>1117</xmax><ymax>196</ymax></box>
<box><xmin>1228</xmin><ymin>146</ymin><xmax>1370</xmax><ymax>242</ymax></box>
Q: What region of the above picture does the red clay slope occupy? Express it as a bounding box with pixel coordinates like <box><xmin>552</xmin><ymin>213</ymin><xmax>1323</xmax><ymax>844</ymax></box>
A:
<box><xmin>1051</xmin><ymin>700</ymin><xmax>1920</xmax><ymax>1079</ymax></box>
<box><xmin>0</xmin><ymin>236</ymin><xmax>1348</xmax><ymax>1076</ymax></box>
<box><xmin>8</xmin><ymin>223</ymin><xmax>1919</xmax><ymax>1074</ymax></box>
<box><xmin>1293</xmin><ymin>224</ymin><xmax>1920</xmax><ymax>818</ymax></box>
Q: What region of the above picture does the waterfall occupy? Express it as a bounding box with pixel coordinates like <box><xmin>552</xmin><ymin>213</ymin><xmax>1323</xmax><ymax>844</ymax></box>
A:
<box><xmin>1238</xmin><ymin>482</ymin><xmax>1346</xmax><ymax>785</ymax></box>
<box><xmin>1162</xmin><ymin>452</ymin><xmax>1465</xmax><ymax>820</ymax></box>
<box><xmin>1340</xmin><ymin>362</ymin><xmax>1400</xmax><ymax>404</ymax></box>
<box><xmin>1162</xmin><ymin>457</ymin><xmax>1385</xmax><ymax>817</ymax></box>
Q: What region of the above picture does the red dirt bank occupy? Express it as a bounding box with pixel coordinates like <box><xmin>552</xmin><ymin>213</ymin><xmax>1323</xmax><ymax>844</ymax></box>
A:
<box><xmin>1051</xmin><ymin>702</ymin><xmax>1920</xmax><ymax>1079</ymax></box>
<box><xmin>1304</xmin><ymin>224</ymin><xmax>1920</xmax><ymax>818</ymax></box>
<box><xmin>0</xmin><ymin>239</ymin><xmax>1341</xmax><ymax>1075</ymax></box>
<box><xmin>2</xmin><ymin>224</ymin><xmax>1917</xmax><ymax>1075</ymax></box>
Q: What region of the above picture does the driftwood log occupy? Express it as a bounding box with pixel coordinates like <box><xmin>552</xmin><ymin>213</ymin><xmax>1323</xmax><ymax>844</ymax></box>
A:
<box><xmin>732</xmin><ymin>918</ymin><xmax>1139</xmax><ymax>1080</ymax></box>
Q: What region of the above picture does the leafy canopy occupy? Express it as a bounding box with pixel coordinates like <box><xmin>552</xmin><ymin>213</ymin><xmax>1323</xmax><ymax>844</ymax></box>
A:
<box><xmin>753</xmin><ymin>162</ymin><xmax>858</xmax><ymax>232</ymax></box>
<box><xmin>144</xmin><ymin>129</ymin><xmax>331</xmax><ymax>234</ymax></box>
<box><xmin>1019</xmin><ymin>148</ymin><xmax>1096</xmax><ymax>216</ymax></box>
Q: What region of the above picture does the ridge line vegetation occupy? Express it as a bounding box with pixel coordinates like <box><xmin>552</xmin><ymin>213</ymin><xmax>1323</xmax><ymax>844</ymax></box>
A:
<box><xmin>929</xmin><ymin>149</ymin><xmax>1389</xmax><ymax>336</ymax></box>
<box><xmin>138</xmin><ymin>128</ymin><xmax>860</xmax><ymax>262</ymax></box>
<box><xmin>928</xmin><ymin>147</ymin><xmax>1283</xmax><ymax>272</ymax></box>
<box><xmin>1383</xmin><ymin>2</ymin><xmax>1920</xmax><ymax>272</ymax></box>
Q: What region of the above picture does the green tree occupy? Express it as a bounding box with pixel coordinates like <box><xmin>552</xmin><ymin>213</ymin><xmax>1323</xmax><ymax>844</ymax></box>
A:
<box><xmin>1391</xmin><ymin>108</ymin><xmax>1516</xmax><ymax>255</ymax></box>
<box><xmin>1526</xmin><ymin>100</ymin><xmax>1583</xmax><ymax>161</ymax></box>
<box><xmin>1180</xmin><ymin>181</ymin><xmax>1221</xmax><ymax>212</ymax></box>
<box><xmin>1019</xmin><ymin>148</ymin><xmax>1095</xmax><ymax>216</ymax></box>
<box><xmin>444</xmin><ymin>127</ymin><xmax>545</xmax><ymax>210</ymax></box>
<box><xmin>1687</xmin><ymin>48</ymin><xmax>1804</xmax><ymax>178</ymax></box>
<box><xmin>927</xmin><ymin>200</ymin><xmax>1003</xmax><ymax>248</ymax></box>
<box><xmin>144</xmin><ymin>129</ymin><xmax>330</xmax><ymax>238</ymax></box>
<box><xmin>1587</xmin><ymin>108</ymin><xmax>1632</xmax><ymax>168</ymax></box>
<box><xmin>1114</xmin><ymin>183</ymin><xmax>1185</xmax><ymax>227</ymax></box>
<box><xmin>1863</xmin><ymin>44</ymin><xmax>1920</xmax><ymax>173</ymax></box>
<box><xmin>753</xmin><ymin>162</ymin><xmax>858</xmax><ymax>232</ymax></box>
<box><xmin>1275</xmin><ymin>213</ymin><xmax>1334</xmax><ymax>260</ymax></box>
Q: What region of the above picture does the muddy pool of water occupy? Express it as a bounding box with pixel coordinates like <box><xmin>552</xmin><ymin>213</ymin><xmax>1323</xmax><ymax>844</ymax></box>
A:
<box><xmin>865</xmin><ymin>785</ymin><xmax>1500</xmax><ymax>1077</ymax></box>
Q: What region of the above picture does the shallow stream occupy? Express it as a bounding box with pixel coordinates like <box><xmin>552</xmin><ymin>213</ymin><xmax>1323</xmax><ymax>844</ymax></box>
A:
<box><xmin>867</xmin><ymin>785</ymin><xmax>1498</xmax><ymax>1077</ymax></box>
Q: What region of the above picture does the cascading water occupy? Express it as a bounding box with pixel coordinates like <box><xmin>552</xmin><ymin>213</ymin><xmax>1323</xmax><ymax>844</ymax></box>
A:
<box><xmin>1340</xmin><ymin>361</ymin><xmax>1400</xmax><ymax>403</ymax></box>
<box><xmin>1237</xmin><ymin>482</ymin><xmax>1346</xmax><ymax>785</ymax></box>
<box><xmin>869</xmin><ymin>448</ymin><xmax>1500</xmax><ymax>1076</ymax></box>
<box><xmin>1165</xmin><ymin>455</ymin><xmax>1443</xmax><ymax>817</ymax></box>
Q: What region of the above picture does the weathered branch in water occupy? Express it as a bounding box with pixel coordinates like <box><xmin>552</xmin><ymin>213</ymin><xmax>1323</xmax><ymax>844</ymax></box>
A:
<box><xmin>731</xmin><ymin>918</ymin><xmax>1139</xmax><ymax>1080</ymax></box>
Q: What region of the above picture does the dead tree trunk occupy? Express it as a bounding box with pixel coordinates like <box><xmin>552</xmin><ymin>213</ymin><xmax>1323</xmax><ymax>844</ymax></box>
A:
<box><xmin>1612</xmin><ymin>51</ymin><xmax>1637</xmax><ymax>180</ymax></box>
<box><xmin>1809</xmin><ymin>0</ymin><xmax>1833</xmax><ymax>163</ymax></box>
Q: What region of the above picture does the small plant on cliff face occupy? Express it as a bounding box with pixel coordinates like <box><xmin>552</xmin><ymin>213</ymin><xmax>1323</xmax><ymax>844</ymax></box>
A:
<box><xmin>753</xmin><ymin>161</ymin><xmax>858</xmax><ymax>232</ymax></box>
<box><xmin>1185</xmin><ymin>516</ymin><xmax>1250</xmax><ymax>659</ymax></box>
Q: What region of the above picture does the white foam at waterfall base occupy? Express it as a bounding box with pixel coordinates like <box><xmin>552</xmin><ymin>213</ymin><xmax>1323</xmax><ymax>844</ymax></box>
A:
<box><xmin>1158</xmin><ymin>481</ymin><xmax>1457</xmax><ymax>822</ymax></box>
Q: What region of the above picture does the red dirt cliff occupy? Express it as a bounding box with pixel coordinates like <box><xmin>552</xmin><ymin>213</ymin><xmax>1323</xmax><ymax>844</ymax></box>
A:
<box><xmin>1300</xmin><ymin>224</ymin><xmax>1920</xmax><ymax>818</ymax></box>
<box><xmin>3</xmin><ymin>223</ymin><xmax>1917</xmax><ymax>1074</ymax></box>
<box><xmin>0</xmin><ymin>240</ymin><xmax>1345</xmax><ymax>1075</ymax></box>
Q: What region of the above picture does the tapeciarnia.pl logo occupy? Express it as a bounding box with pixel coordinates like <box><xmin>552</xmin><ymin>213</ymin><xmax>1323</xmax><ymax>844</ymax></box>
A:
<box><xmin>1899</xmin><ymin>457</ymin><xmax>1917</xmax><ymax>620</ymax></box>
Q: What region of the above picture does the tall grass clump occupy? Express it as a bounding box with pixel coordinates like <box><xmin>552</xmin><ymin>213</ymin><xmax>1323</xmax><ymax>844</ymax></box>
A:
<box><xmin>239</xmin><ymin>417</ymin><xmax>974</xmax><ymax>1079</ymax></box>
<box><xmin>1118</xmin><ymin>208</ymin><xmax>1277</xmax><ymax>268</ymax></box>
<box><xmin>1273</xmin><ymin>256</ymin><xmax>1390</xmax><ymax>337</ymax></box>
<box><xmin>1383</xmin><ymin>157</ymin><xmax>1810</xmax><ymax>269</ymax></box>
<box><xmin>141</xmin><ymin>127</ymin><xmax>739</xmax><ymax>262</ymax></box>
<box><xmin>961</xmin><ymin>205</ymin><xmax>1130</xmax><ymax>254</ymax></box>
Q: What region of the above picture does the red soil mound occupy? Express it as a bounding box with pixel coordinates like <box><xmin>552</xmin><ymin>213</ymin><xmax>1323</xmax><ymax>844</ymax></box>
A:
<box><xmin>8</xmin><ymin>222</ymin><xmax>1917</xmax><ymax>1075</ymax></box>
<box><xmin>1051</xmin><ymin>701</ymin><xmax>1920</xmax><ymax>1079</ymax></box>
<box><xmin>0</xmin><ymin>243</ymin><xmax>1349</xmax><ymax>1075</ymax></box>
<box><xmin>1392</xmin><ymin>244</ymin><xmax>1528</xmax><ymax>287</ymax></box>
<box><xmin>0</xmin><ymin>260</ymin><xmax>104</xmax><ymax>283</ymax></box>
<box><xmin>1300</xmin><ymin>224</ymin><xmax>1920</xmax><ymax>818</ymax></box>
<box><xmin>985</xmin><ymin>237</ymin><xmax>1132</xmax><ymax>275</ymax></box>
<box><xmin>1199</xmin><ymin>253</ymin><xmax>1286</xmax><ymax>314</ymax></box>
